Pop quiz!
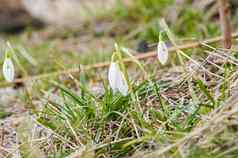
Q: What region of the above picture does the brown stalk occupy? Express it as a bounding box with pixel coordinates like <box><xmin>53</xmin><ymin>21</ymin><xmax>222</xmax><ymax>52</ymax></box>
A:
<box><xmin>218</xmin><ymin>0</ymin><xmax>232</xmax><ymax>49</ymax></box>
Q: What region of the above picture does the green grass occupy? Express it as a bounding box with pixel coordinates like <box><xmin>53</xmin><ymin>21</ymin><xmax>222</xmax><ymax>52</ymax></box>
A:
<box><xmin>31</xmin><ymin>54</ymin><xmax>238</xmax><ymax>157</ymax></box>
<box><xmin>0</xmin><ymin>108</ymin><xmax>12</xmax><ymax>119</ymax></box>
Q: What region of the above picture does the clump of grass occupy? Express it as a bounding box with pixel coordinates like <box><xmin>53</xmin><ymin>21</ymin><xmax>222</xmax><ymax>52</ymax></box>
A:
<box><xmin>30</xmin><ymin>44</ymin><xmax>238</xmax><ymax>157</ymax></box>
<box><xmin>113</xmin><ymin>0</ymin><xmax>222</xmax><ymax>43</ymax></box>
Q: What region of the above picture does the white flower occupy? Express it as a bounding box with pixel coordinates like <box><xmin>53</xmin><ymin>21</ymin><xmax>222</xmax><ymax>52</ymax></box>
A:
<box><xmin>2</xmin><ymin>57</ymin><xmax>14</xmax><ymax>82</ymax></box>
<box><xmin>108</xmin><ymin>62</ymin><xmax>118</xmax><ymax>92</ymax></box>
<box><xmin>108</xmin><ymin>62</ymin><xmax>128</xmax><ymax>96</ymax></box>
<box><xmin>157</xmin><ymin>41</ymin><xmax>168</xmax><ymax>65</ymax></box>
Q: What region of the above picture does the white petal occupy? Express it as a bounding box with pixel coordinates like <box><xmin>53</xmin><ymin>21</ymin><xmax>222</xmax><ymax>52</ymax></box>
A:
<box><xmin>108</xmin><ymin>62</ymin><xmax>129</xmax><ymax>96</ymax></box>
<box><xmin>157</xmin><ymin>41</ymin><xmax>168</xmax><ymax>65</ymax></box>
<box><xmin>2</xmin><ymin>58</ymin><xmax>14</xmax><ymax>82</ymax></box>
<box><xmin>108</xmin><ymin>62</ymin><xmax>118</xmax><ymax>93</ymax></box>
<box><xmin>117</xmin><ymin>71</ymin><xmax>128</xmax><ymax>96</ymax></box>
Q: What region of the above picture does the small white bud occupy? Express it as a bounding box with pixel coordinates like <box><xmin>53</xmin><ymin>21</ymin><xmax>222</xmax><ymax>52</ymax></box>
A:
<box><xmin>157</xmin><ymin>41</ymin><xmax>168</xmax><ymax>65</ymax></box>
<box><xmin>108</xmin><ymin>62</ymin><xmax>128</xmax><ymax>96</ymax></box>
<box><xmin>108</xmin><ymin>62</ymin><xmax>118</xmax><ymax>93</ymax></box>
<box><xmin>2</xmin><ymin>57</ymin><xmax>15</xmax><ymax>82</ymax></box>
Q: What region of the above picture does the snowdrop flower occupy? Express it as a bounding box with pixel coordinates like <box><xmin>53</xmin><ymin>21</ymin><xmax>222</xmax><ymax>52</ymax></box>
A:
<box><xmin>2</xmin><ymin>57</ymin><xmax>14</xmax><ymax>82</ymax></box>
<box><xmin>157</xmin><ymin>41</ymin><xmax>168</xmax><ymax>65</ymax></box>
<box><xmin>108</xmin><ymin>62</ymin><xmax>128</xmax><ymax>96</ymax></box>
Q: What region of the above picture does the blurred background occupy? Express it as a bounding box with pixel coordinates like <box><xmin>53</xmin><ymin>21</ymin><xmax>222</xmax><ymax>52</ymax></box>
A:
<box><xmin>0</xmin><ymin>0</ymin><xmax>129</xmax><ymax>31</ymax></box>
<box><xmin>1</xmin><ymin>1</ymin><xmax>238</xmax><ymax>99</ymax></box>
<box><xmin>1</xmin><ymin>0</ymin><xmax>238</xmax><ymax>33</ymax></box>
<box><xmin>2</xmin><ymin>0</ymin><xmax>238</xmax><ymax>115</ymax></box>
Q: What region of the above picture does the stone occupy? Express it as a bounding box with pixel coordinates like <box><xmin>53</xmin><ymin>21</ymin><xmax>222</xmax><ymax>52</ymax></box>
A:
<box><xmin>23</xmin><ymin>0</ymin><xmax>130</xmax><ymax>27</ymax></box>
<box><xmin>0</xmin><ymin>0</ymin><xmax>37</xmax><ymax>32</ymax></box>
<box><xmin>0</xmin><ymin>0</ymin><xmax>131</xmax><ymax>31</ymax></box>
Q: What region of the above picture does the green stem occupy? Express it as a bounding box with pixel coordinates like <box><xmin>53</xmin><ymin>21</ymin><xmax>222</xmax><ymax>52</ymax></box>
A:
<box><xmin>114</xmin><ymin>43</ymin><xmax>131</xmax><ymax>90</ymax></box>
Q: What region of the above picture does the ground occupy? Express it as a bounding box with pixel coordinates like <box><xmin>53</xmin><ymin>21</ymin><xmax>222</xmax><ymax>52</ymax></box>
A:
<box><xmin>1</xmin><ymin>0</ymin><xmax>238</xmax><ymax>158</ymax></box>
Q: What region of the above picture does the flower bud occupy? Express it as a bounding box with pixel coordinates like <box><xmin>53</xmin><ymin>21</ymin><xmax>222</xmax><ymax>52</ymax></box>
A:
<box><xmin>3</xmin><ymin>57</ymin><xmax>14</xmax><ymax>82</ymax></box>
<box><xmin>108</xmin><ymin>62</ymin><xmax>128</xmax><ymax>96</ymax></box>
<box><xmin>157</xmin><ymin>41</ymin><xmax>168</xmax><ymax>65</ymax></box>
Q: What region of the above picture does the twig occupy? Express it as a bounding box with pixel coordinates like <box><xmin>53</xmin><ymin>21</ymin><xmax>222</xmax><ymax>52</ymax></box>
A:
<box><xmin>0</xmin><ymin>32</ymin><xmax>238</xmax><ymax>87</ymax></box>
<box><xmin>218</xmin><ymin>0</ymin><xmax>232</xmax><ymax>49</ymax></box>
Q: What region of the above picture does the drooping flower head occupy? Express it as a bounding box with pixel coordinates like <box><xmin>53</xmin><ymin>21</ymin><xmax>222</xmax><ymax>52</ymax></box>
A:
<box><xmin>157</xmin><ymin>32</ymin><xmax>168</xmax><ymax>65</ymax></box>
<box><xmin>2</xmin><ymin>42</ymin><xmax>15</xmax><ymax>82</ymax></box>
<box><xmin>108</xmin><ymin>44</ymin><xmax>129</xmax><ymax>96</ymax></box>
<box><xmin>2</xmin><ymin>56</ymin><xmax>14</xmax><ymax>82</ymax></box>
<box><xmin>108</xmin><ymin>62</ymin><xmax>128</xmax><ymax>96</ymax></box>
